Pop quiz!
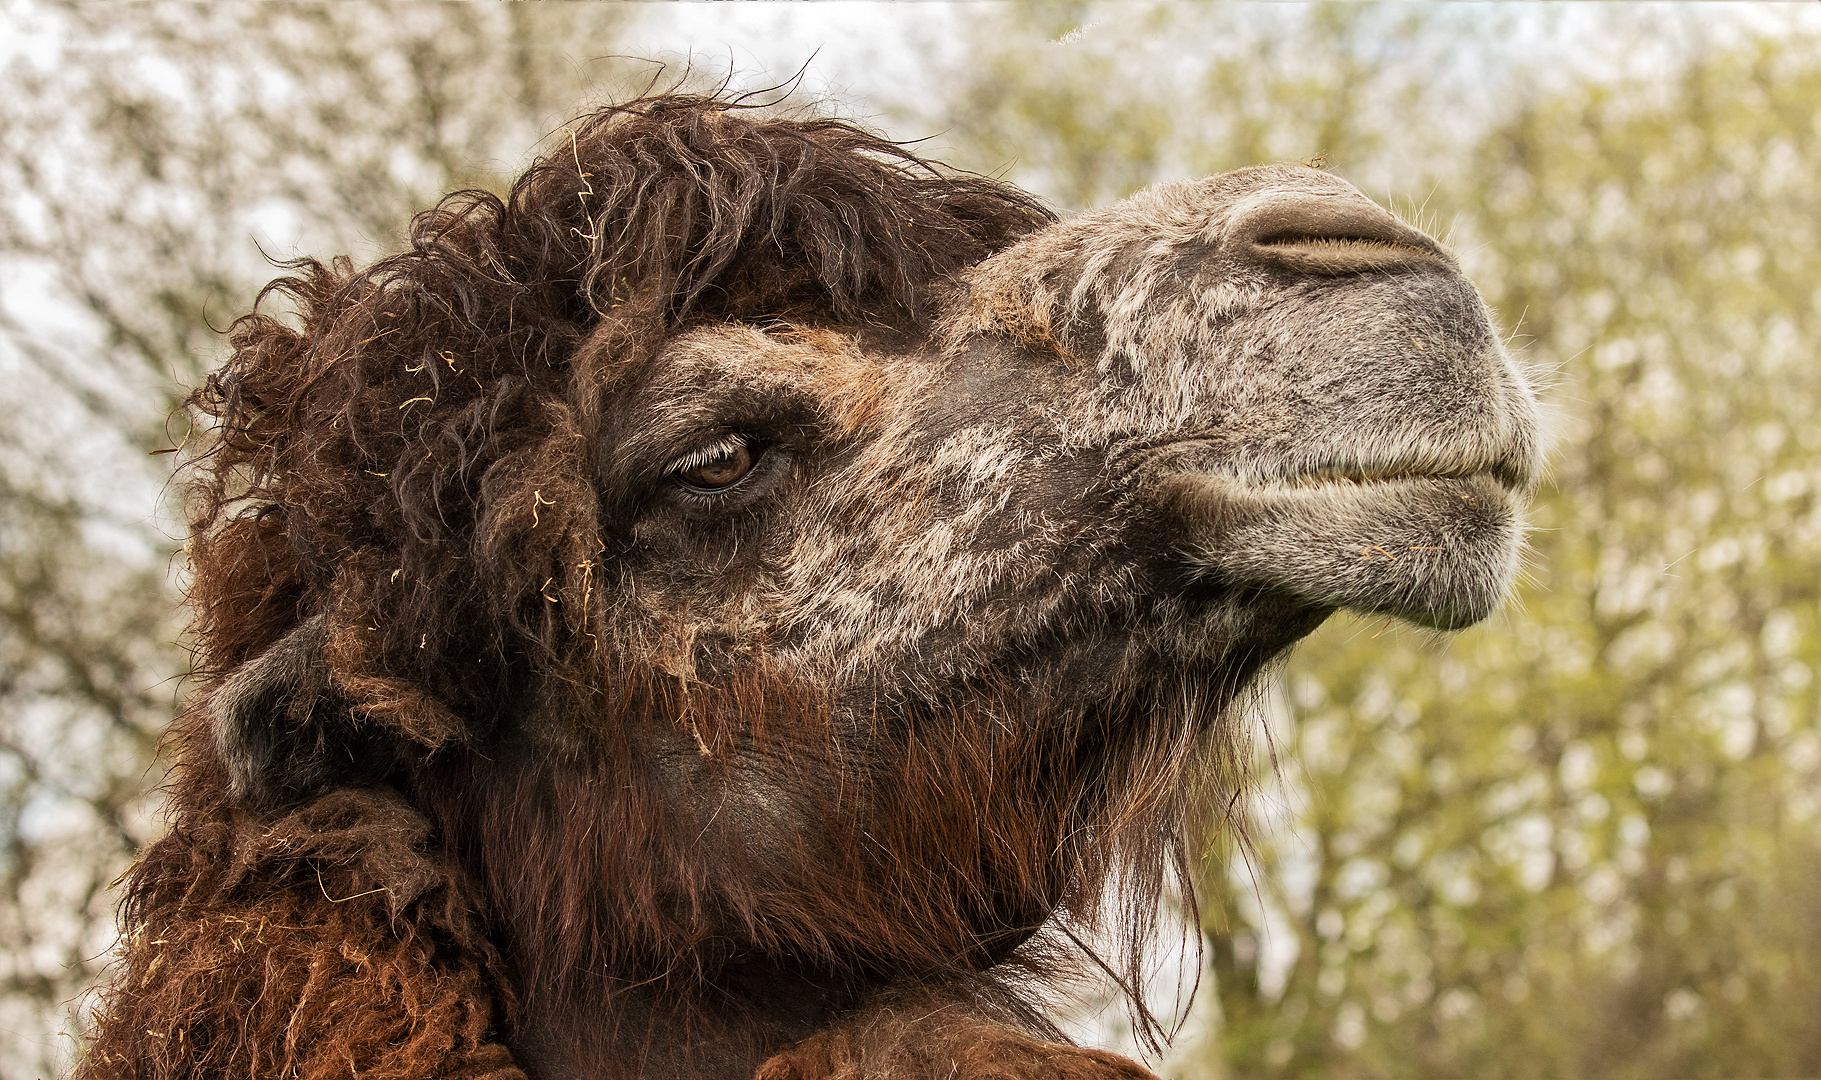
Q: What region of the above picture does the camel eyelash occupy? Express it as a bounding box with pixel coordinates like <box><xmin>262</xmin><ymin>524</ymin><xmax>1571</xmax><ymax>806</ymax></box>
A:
<box><xmin>668</xmin><ymin>435</ymin><xmax>752</xmax><ymax>476</ymax></box>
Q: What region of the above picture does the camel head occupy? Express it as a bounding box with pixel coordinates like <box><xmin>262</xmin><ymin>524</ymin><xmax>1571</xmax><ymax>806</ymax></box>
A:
<box><xmin>615</xmin><ymin>165</ymin><xmax>1540</xmax><ymax>711</ymax></box>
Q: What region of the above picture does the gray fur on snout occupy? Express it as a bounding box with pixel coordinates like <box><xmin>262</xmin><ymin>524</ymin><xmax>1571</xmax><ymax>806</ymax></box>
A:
<box><xmin>907</xmin><ymin>164</ymin><xmax>1541</xmax><ymax>653</ymax></box>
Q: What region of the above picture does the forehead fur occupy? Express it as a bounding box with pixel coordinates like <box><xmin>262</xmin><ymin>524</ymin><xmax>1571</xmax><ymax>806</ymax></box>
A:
<box><xmin>625</xmin><ymin>326</ymin><xmax>892</xmax><ymax>446</ymax></box>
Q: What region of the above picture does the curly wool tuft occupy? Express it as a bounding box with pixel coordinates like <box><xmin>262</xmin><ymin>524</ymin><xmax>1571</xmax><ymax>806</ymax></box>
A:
<box><xmin>83</xmin><ymin>765</ymin><xmax>520</xmax><ymax>1080</ymax></box>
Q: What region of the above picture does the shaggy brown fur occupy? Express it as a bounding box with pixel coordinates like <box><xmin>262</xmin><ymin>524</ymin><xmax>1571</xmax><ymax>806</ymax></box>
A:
<box><xmin>80</xmin><ymin>91</ymin><xmax>1538</xmax><ymax>1080</ymax></box>
<box><xmin>81</xmin><ymin>94</ymin><xmax>1091</xmax><ymax>1080</ymax></box>
<box><xmin>85</xmin><ymin>728</ymin><xmax>520</xmax><ymax>1079</ymax></box>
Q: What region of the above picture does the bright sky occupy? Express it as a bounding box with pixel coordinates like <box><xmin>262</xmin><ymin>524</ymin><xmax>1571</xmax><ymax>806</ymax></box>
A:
<box><xmin>615</xmin><ymin>2</ymin><xmax>1821</xmax><ymax>117</ymax></box>
<box><xmin>619</xmin><ymin>2</ymin><xmax>964</xmax><ymax>118</ymax></box>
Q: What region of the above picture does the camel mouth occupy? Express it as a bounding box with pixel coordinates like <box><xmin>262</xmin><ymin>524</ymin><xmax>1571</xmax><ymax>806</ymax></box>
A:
<box><xmin>1217</xmin><ymin>450</ymin><xmax>1533</xmax><ymax>501</ymax></box>
<box><xmin>1271</xmin><ymin>464</ymin><xmax>1528</xmax><ymax>495</ymax></box>
<box><xmin>1278</xmin><ymin>467</ymin><xmax>1476</xmax><ymax>488</ymax></box>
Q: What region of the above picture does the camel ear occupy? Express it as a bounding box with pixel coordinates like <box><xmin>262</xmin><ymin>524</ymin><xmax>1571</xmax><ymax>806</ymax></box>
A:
<box><xmin>210</xmin><ymin>615</ymin><xmax>391</xmax><ymax>809</ymax></box>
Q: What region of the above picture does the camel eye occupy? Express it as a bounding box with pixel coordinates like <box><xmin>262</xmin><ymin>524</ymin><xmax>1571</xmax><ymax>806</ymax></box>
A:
<box><xmin>673</xmin><ymin>437</ymin><xmax>758</xmax><ymax>493</ymax></box>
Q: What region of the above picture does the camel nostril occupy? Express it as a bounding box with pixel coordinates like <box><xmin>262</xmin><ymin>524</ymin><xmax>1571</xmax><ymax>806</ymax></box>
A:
<box><xmin>1232</xmin><ymin>192</ymin><xmax>1453</xmax><ymax>276</ymax></box>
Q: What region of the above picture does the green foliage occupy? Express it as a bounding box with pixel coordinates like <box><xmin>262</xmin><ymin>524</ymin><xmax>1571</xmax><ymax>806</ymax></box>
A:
<box><xmin>945</xmin><ymin>6</ymin><xmax>1821</xmax><ymax>1077</ymax></box>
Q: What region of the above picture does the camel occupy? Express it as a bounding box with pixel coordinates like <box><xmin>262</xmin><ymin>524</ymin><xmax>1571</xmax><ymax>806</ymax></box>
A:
<box><xmin>78</xmin><ymin>94</ymin><xmax>1539</xmax><ymax>1080</ymax></box>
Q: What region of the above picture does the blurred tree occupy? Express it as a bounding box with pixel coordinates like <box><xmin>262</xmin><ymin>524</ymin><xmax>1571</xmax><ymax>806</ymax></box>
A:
<box><xmin>936</xmin><ymin>2</ymin><xmax>1488</xmax><ymax>211</ymax></box>
<box><xmin>0</xmin><ymin>5</ymin><xmax>634</xmax><ymax>1074</ymax></box>
<box><xmin>941</xmin><ymin>5</ymin><xmax>1821</xmax><ymax>1079</ymax></box>
<box><xmin>1250</xmin><ymin>32</ymin><xmax>1821</xmax><ymax>1080</ymax></box>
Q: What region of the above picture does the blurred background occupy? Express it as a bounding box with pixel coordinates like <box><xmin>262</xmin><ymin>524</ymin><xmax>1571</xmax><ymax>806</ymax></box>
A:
<box><xmin>2</xmin><ymin>3</ymin><xmax>1819</xmax><ymax>1077</ymax></box>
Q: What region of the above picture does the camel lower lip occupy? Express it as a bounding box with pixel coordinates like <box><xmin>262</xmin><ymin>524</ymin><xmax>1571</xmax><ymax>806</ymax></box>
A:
<box><xmin>1165</xmin><ymin>470</ymin><xmax>1526</xmax><ymax>630</ymax></box>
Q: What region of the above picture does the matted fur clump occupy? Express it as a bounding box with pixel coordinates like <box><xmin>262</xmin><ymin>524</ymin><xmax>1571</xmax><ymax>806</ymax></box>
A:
<box><xmin>81</xmin><ymin>92</ymin><xmax>1539</xmax><ymax>1080</ymax></box>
